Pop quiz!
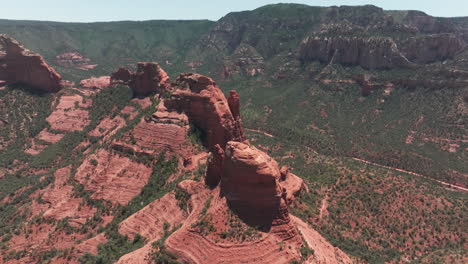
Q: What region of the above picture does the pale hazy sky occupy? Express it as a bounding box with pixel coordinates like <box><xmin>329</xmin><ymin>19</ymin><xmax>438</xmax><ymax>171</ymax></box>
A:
<box><xmin>1</xmin><ymin>0</ymin><xmax>467</xmax><ymax>22</ymax></box>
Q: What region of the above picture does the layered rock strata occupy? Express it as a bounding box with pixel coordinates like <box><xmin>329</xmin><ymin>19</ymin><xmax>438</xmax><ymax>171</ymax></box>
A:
<box><xmin>298</xmin><ymin>36</ymin><xmax>413</xmax><ymax>69</ymax></box>
<box><xmin>112</xmin><ymin>100</ymin><xmax>189</xmax><ymax>156</ymax></box>
<box><xmin>222</xmin><ymin>141</ymin><xmax>296</xmax><ymax>226</ymax></box>
<box><xmin>166</xmin><ymin>73</ymin><xmax>245</xmax><ymax>151</ymax></box>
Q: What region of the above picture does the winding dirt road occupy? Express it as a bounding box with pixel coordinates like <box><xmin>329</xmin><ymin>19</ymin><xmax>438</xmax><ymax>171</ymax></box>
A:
<box><xmin>352</xmin><ymin>157</ymin><xmax>468</xmax><ymax>192</ymax></box>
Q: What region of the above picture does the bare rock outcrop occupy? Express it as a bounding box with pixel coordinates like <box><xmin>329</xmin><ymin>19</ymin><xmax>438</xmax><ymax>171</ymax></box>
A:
<box><xmin>110</xmin><ymin>62</ymin><xmax>169</xmax><ymax>96</ymax></box>
<box><xmin>118</xmin><ymin>192</ymin><xmax>188</xmax><ymax>241</ymax></box>
<box><xmin>279</xmin><ymin>166</ymin><xmax>304</xmax><ymax>205</ymax></box>
<box><xmin>46</xmin><ymin>94</ymin><xmax>91</xmax><ymax>132</ymax></box>
<box><xmin>221</xmin><ymin>44</ymin><xmax>265</xmax><ymax>78</ymax></box>
<box><xmin>166</xmin><ymin>73</ymin><xmax>245</xmax><ymax>151</ymax></box>
<box><xmin>111</xmin><ymin>67</ymin><xmax>132</xmax><ymax>84</ymax></box>
<box><xmin>56</xmin><ymin>52</ymin><xmax>97</xmax><ymax>70</ymax></box>
<box><xmin>111</xmin><ymin>100</ymin><xmax>189</xmax><ymax>156</ymax></box>
<box><xmin>0</xmin><ymin>34</ymin><xmax>62</xmax><ymax>92</ymax></box>
<box><xmin>75</xmin><ymin>149</ymin><xmax>152</xmax><ymax>205</ymax></box>
<box><xmin>227</xmin><ymin>90</ymin><xmax>241</xmax><ymax>119</ymax></box>
<box><xmin>400</xmin><ymin>34</ymin><xmax>465</xmax><ymax>63</ymax></box>
<box><xmin>221</xmin><ymin>141</ymin><xmax>290</xmax><ymax>227</ymax></box>
<box><xmin>298</xmin><ymin>36</ymin><xmax>414</xmax><ymax>69</ymax></box>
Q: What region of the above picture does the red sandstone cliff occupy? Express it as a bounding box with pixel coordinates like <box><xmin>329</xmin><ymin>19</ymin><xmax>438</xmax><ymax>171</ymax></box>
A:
<box><xmin>166</xmin><ymin>73</ymin><xmax>245</xmax><ymax>151</ymax></box>
<box><xmin>0</xmin><ymin>34</ymin><xmax>62</xmax><ymax>92</ymax></box>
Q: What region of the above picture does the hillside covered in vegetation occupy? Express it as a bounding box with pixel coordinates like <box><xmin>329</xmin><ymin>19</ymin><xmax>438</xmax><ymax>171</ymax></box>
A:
<box><xmin>0</xmin><ymin>4</ymin><xmax>466</xmax><ymax>264</ymax></box>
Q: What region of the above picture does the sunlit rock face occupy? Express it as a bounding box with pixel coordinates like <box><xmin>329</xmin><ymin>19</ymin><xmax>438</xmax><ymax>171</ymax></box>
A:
<box><xmin>0</xmin><ymin>34</ymin><xmax>62</xmax><ymax>92</ymax></box>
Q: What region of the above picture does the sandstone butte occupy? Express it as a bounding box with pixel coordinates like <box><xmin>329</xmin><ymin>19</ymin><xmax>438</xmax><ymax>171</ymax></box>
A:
<box><xmin>4</xmin><ymin>56</ymin><xmax>351</xmax><ymax>263</ymax></box>
<box><xmin>0</xmin><ymin>34</ymin><xmax>62</xmax><ymax>92</ymax></box>
<box><xmin>119</xmin><ymin>63</ymin><xmax>344</xmax><ymax>263</ymax></box>
<box><xmin>111</xmin><ymin>63</ymin><xmax>348</xmax><ymax>264</ymax></box>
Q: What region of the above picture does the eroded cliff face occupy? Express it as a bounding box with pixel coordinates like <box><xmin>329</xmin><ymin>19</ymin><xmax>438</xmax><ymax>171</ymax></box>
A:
<box><xmin>166</xmin><ymin>73</ymin><xmax>245</xmax><ymax>151</ymax></box>
<box><xmin>222</xmin><ymin>141</ymin><xmax>291</xmax><ymax>226</ymax></box>
<box><xmin>0</xmin><ymin>34</ymin><xmax>62</xmax><ymax>92</ymax></box>
<box><xmin>298</xmin><ymin>36</ymin><xmax>414</xmax><ymax>69</ymax></box>
<box><xmin>400</xmin><ymin>34</ymin><xmax>465</xmax><ymax>63</ymax></box>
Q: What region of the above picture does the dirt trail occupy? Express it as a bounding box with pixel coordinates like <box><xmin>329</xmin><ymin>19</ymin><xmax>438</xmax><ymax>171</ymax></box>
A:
<box><xmin>318</xmin><ymin>194</ymin><xmax>329</xmax><ymax>221</ymax></box>
<box><xmin>245</xmin><ymin>128</ymin><xmax>274</xmax><ymax>138</ymax></box>
<box><xmin>352</xmin><ymin>157</ymin><xmax>468</xmax><ymax>192</ymax></box>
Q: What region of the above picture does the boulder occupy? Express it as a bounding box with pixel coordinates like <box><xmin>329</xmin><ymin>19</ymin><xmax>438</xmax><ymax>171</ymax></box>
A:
<box><xmin>0</xmin><ymin>34</ymin><xmax>62</xmax><ymax>92</ymax></box>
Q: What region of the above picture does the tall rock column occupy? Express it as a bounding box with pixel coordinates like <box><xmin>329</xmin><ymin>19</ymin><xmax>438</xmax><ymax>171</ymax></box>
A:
<box><xmin>221</xmin><ymin>141</ymin><xmax>290</xmax><ymax>227</ymax></box>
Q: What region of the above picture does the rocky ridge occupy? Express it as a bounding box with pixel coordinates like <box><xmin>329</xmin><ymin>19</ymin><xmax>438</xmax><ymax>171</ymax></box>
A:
<box><xmin>298</xmin><ymin>36</ymin><xmax>414</xmax><ymax>69</ymax></box>
<box><xmin>0</xmin><ymin>34</ymin><xmax>62</xmax><ymax>92</ymax></box>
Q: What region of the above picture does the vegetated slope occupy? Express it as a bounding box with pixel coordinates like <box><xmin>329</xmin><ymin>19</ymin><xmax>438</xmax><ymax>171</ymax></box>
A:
<box><xmin>0</xmin><ymin>3</ymin><xmax>467</xmax><ymax>264</ymax></box>
<box><xmin>0</xmin><ymin>19</ymin><xmax>214</xmax><ymax>81</ymax></box>
<box><xmin>192</xmin><ymin>4</ymin><xmax>468</xmax><ymax>188</ymax></box>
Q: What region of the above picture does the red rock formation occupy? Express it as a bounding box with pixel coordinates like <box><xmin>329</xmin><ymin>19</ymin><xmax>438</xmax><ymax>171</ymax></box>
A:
<box><xmin>221</xmin><ymin>141</ymin><xmax>290</xmax><ymax>227</ymax></box>
<box><xmin>227</xmin><ymin>90</ymin><xmax>241</xmax><ymax>119</ymax></box>
<box><xmin>111</xmin><ymin>67</ymin><xmax>132</xmax><ymax>84</ymax></box>
<box><xmin>164</xmin><ymin>181</ymin><xmax>304</xmax><ymax>264</ymax></box>
<box><xmin>112</xmin><ymin>100</ymin><xmax>189</xmax><ymax>156</ymax></box>
<box><xmin>56</xmin><ymin>52</ymin><xmax>97</xmax><ymax>70</ymax></box>
<box><xmin>227</xmin><ymin>90</ymin><xmax>245</xmax><ymax>140</ymax></box>
<box><xmin>29</xmin><ymin>166</ymin><xmax>96</xmax><ymax>223</ymax></box>
<box><xmin>133</xmin><ymin>62</ymin><xmax>170</xmax><ymax>95</ymax></box>
<box><xmin>75</xmin><ymin>149</ymin><xmax>152</xmax><ymax>205</ymax></box>
<box><xmin>111</xmin><ymin>62</ymin><xmax>169</xmax><ymax>96</ymax></box>
<box><xmin>0</xmin><ymin>34</ymin><xmax>62</xmax><ymax>92</ymax></box>
<box><xmin>279</xmin><ymin>166</ymin><xmax>304</xmax><ymax>205</ymax></box>
<box><xmin>166</xmin><ymin>73</ymin><xmax>245</xmax><ymax>152</ymax></box>
<box><xmin>118</xmin><ymin>192</ymin><xmax>188</xmax><ymax>241</ymax></box>
<box><xmin>46</xmin><ymin>94</ymin><xmax>91</xmax><ymax>132</ymax></box>
<box><xmin>79</xmin><ymin>76</ymin><xmax>110</xmax><ymax>90</ymax></box>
